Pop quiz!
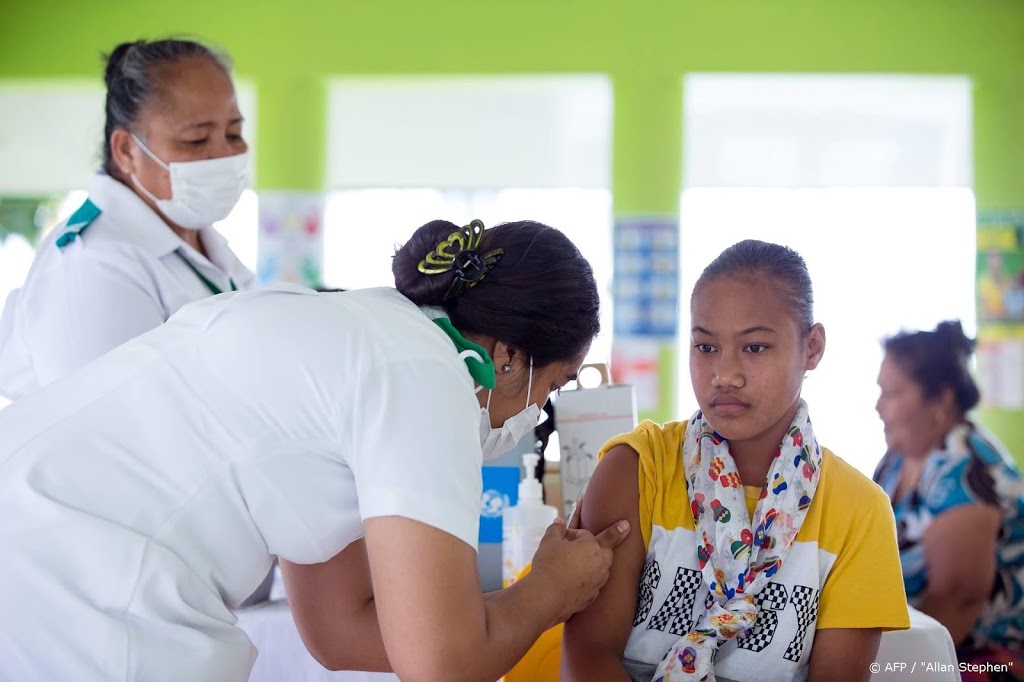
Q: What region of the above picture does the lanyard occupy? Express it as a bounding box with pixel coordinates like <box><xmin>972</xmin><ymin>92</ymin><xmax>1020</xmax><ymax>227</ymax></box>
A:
<box><xmin>177</xmin><ymin>252</ymin><xmax>237</xmax><ymax>296</ymax></box>
<box><xmin>430</xmin><ymin>316</ymin><xmax>495</xmax><ymax>389</ymax></box>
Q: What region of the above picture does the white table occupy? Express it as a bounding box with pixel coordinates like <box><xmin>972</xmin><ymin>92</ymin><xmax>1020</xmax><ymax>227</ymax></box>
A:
<box><xmin>872</xmin><ymin>607</ymin><xmax>960</xmax><ymax>681</ymax></box>
<box><xmin>236</xmin><ymin>600</ymin><xmax>398</xmax><ymax>682</ymax></box>
<box><xmin>236</xmin><ymin>600</ymin><xmax>958</xmax><ymax>682</ymax></box>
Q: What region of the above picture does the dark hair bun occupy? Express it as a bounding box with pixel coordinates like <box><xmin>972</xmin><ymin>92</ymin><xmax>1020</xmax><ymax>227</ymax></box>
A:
<box><xmin>883</xmin><ymin>318</ymin><xmax>980</xmax><ymax>414</ymax></box>
<box><xmin>103</xmin><ymin>41</ymin><xmax>140</xmax><ymax>88</ymax></box>
<box><xmin>934</xmin><ymin>320</ymin><xmax>976</xmax><ymax>359</ymax></box>
<box><xmin>392</xmin><ymin>220</ymin><xmax>461</xmax><ymax>306</ymax></box>
<box><xmin>393</xmin><ymin>218</ymin><xmax>600</xmax><ymax>368</ymax></box>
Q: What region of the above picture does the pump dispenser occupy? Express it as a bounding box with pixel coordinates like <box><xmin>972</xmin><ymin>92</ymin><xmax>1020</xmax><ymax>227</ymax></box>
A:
<box><xmin>517</xmin><ymin>453</ymin><xmax>544</xmax><ymax>503</ymax></box>
<box><xmin>502</xmin><ymin>453</ymin><xmax>559</xmax><ymax>587</ymax></box>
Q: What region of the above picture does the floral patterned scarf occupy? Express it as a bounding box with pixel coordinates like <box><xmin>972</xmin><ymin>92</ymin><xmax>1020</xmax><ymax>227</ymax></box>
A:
<box><xmin>653</xmin><ymin>399</ymin><xmax>822</xmax><ymax>682</ymax></box>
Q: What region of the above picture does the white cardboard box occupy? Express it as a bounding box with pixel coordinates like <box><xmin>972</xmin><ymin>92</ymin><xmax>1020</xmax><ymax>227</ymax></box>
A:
<box><xmin>556</xmin><ymin>382</ymin><xmax>638</xmax><ymax>518</ymax></box>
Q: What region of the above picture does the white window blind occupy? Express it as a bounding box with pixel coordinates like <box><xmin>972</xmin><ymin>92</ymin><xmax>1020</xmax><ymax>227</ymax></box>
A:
<box><xmin>684</xmin><ymin>74</ymin><xmax>972</xmax><ymax>188</ymax></box>
<box><xmin>0</xmin><ymin>80</ymin><xmax>257</xmax><ymax>195</ymax></box>
<box><xmin>321</xmin><ymin>75</ymin><xmax>615</xmax><ymax>373</ymax></box>
<box><xmin>679</xmin><ymin>75</ymin><xmax>975</xmax><ymax>477</ymax></box>
<box><xmin>325</xmin><ymin>76</ymin><xmax>611</xmax><ymax>189</ymax></box>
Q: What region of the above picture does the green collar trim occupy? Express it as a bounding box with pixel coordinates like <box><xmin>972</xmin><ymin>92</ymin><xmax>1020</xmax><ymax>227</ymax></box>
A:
<box><xmin>176</xmin><ymin>252</ymin><xmax>237</xmax><ymax>296</ymax></box>
<box><xmin>55</xmin><ymin>198</ymin><xmax>101</xmax><ymax>248</ymax></box>
<box><xmin>431</xmin><ymin>317</ymin><xmax>495</xmax><ymax>389</ymax></box>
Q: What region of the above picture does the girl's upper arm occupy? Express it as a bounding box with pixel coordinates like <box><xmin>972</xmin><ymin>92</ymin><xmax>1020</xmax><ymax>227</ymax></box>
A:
<box><xmin>562</xmin><ymin>444</ymin><xmax>646</xmax><ymax>680</ymax></box>
<box><xmin>808</xmin><ymin>628</ymin><xmax>881</xmax><ymax>682</ymax></box>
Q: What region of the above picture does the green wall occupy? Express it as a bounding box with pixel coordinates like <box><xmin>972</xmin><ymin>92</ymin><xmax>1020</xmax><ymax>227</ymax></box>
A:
<box><xmin>3</xmin><ymin>0</ymin><xmax>1024</xmax><ymax>452</ymax></box>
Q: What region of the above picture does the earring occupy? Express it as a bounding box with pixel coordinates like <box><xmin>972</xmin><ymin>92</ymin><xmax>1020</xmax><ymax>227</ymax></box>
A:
<box><xmin>501</xmin><ymin>364</ymin><xmax>512</xmax><ymax>373</ymax></box>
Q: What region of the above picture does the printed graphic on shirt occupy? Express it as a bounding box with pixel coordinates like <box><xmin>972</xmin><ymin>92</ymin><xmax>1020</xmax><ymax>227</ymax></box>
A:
<box><xmin>625</xmin><ymin>526</ymin><xmax>832</xmax><ymax>682</ymax></box>
<box><xmin>599</xmin><ymin>420</ymin><xmax>911</xmax><ymax>682</ymax></box>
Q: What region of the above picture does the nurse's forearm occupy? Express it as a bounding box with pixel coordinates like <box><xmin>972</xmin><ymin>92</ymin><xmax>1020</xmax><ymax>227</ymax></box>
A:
<box><xmin>365</xmin><ymin>516</ymin><xmax>626</xmax><ymax>681</ymax></box>
<box><xmin>469</xmin><ymin>569</ymin><xmax>567</xmax><ymax>675</ymax></box>
<box><xmin>365</xmin><ymin>518</ymin><xmax>566</xmax><ymax>682</ymax></box>
<box><xmin>287</xmin><ymin>557</ymin><xmax>548</xmax><ymax>674</ymax></box>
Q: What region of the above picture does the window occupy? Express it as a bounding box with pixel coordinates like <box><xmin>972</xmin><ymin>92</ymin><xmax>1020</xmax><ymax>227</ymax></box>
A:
<box><xmin>678</xmin><ymin>187</ymin><xmax>976</xmax><ymax>475</ymax></box>
<box><xmin>323</xmin><ymin>76</ymin><xmax>614</xmax><ymax>369</ymax></box>
<box><xmin>680</xmin><ymin>75</ymin><xmax>975</xmax><ymax>476</ymax></box>
<box><xmin>322</xmin><ymin>187</ymin><xmax>613</xmax><ymax>366</ymax></box>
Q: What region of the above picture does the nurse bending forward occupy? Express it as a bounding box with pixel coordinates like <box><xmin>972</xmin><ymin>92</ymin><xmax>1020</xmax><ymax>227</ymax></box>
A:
<box><xmin>0</xmin><ymin>218</ymin><xmax>629</xmax><ymax>682</ymax></box>
<box><xmin>0</xmin><ymin>38</ymin><xmax>253</xmax><ymax>400</ymax></box>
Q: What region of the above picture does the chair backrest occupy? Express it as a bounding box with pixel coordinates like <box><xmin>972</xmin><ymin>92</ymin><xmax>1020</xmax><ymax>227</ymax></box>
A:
<box><xmin>502</xmin><ymin>623</ymin><xmax>563</xmax><ymax>682</ymax></box>
<box><xmin>501</xmin><ymin>562</ymin><xmax>564</xmax><ymax>682</ymax></box>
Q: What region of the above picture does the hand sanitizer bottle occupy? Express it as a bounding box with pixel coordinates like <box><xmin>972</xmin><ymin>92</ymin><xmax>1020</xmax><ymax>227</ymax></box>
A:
<box><xmin>502</xmin><ymin>453</ymin><xmax>559</xmax><ymax>587</ymax></box>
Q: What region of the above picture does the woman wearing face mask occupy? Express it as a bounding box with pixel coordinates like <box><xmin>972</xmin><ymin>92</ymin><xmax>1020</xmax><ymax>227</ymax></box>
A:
<box><xmin>0</xmin><ymin>218</ymin><xmax>631</xmax><ymax>681</ymax></box>
<box><xmin>0</xmin><ymin>38</ymin><xmax>253</xmax><ymax>400</ymax></box>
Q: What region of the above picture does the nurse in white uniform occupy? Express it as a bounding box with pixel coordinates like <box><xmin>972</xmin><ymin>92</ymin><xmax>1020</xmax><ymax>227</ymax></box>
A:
<box><xmin>0</xmin><ymin>38</ymin><xmax>253</xmax><ymax>400</ymax></box>
<box><xmin>0</xmin><ymin>218</ymin><xmax>630</xmax><ymax>682</ymax></box>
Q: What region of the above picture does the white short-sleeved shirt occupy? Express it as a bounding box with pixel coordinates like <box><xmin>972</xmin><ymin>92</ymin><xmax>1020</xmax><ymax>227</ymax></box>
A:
<box><xmin>0</xmin><ymin>286</ymin><xmax>484</xmax><ymax>681</ymax></box>
<box><xmin>0</xmin><ymin>171</ymin><xmax>254</xmax><ymax>400</ymax></box>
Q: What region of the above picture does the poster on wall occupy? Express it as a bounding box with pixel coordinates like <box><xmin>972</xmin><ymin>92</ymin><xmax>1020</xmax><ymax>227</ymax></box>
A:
<box><xmin>977</xmin><ymin>212</ymin><xmax>1024</xmax><ymax>324</ymax></box>
<box><xmin>257</xmin><ymin>191</ymin><xmax>324</xmax><ymax>288</ymax></box>
<box><xmin>976</xmin><ymin>211</ymin><xmax>1024</xmax><ymax>411</ymax></box>
<box><xmin>979</xmin><ymin>336</ymin><xmax>1024</xmax><ymax>410</ymax></box>
<box><xmin>610</xmin><ymin>336</ymin><xmax>660</xmax><ymax>412</ymax></box>
<box><xmin>612</xmin><ymin>215</ymin><xmax>679</xmax><ymax>339</ymax></box>
<box><xmin>611</xmin><ymin>215</ymin><xmax>678</xmax><ymax>416</ymax></box>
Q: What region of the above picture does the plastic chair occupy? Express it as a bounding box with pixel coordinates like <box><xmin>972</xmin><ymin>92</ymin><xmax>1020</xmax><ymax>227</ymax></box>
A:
<box><xmin>502</xmin><ymin>623</ymin><xmax>563</xmax><ymax>682</ymax></box>
<box><xmin>501</xmin><ymin>563</ymin><xmax>564</xmax><ymax>682</ymax></box>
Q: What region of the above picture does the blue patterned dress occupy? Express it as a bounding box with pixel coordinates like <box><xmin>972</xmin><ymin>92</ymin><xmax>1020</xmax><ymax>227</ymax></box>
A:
<box><xmin>874</xmin><ymin>422</ymin><xmax>1024</xmax><ymax>674</ymax></box>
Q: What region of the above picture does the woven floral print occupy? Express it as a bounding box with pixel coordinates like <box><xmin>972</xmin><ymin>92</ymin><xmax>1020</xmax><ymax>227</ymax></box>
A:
<box><xmin>653</xmin><ymin>399</ymin><xmax>822</xmax><ymax>682</ymax></box>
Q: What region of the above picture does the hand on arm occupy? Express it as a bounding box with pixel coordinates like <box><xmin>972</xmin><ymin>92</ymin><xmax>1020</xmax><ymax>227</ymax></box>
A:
<box><xmin>919</xmin><ymin>503</ymin><xmax>1001</xmax><ymax>644</ymax></box>
<box><xmin>363</xmin><ymin>514</ymin><xmax>629</xmax><ymax>682</ymax></box>
<box><xmin>562</xmin><ymin>444</ymin><xmax>647</xmax><ymax>682</ymax></box>
<box><xmin>530</xmin><ymin>517</ymin><xmax>633</xmax><ymax>628</ymax></box>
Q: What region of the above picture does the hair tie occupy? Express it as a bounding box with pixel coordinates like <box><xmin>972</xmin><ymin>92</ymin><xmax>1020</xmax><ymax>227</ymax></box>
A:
<box><xmin>417</xmin><ymin>219</ymin><xmax>504</xmax><ymax>300</ymax></box>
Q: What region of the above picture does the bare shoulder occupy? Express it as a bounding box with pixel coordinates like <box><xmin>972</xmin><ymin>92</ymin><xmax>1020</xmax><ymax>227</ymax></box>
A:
<box><xmin>581</xmin><ymin>444</ymin><xmax>641</xmax><ymax>533</ymax></box>
<box><xmin>599</xmin><ymin>419</ymin><xmax>688</xmax><ymax>477</ymax></box>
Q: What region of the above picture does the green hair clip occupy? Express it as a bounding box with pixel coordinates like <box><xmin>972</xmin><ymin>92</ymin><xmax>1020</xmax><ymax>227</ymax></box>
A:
<box><xmin>417</xmin><ymin>219</ymin><xmax>504</xmax><ymax>300</ymax></box>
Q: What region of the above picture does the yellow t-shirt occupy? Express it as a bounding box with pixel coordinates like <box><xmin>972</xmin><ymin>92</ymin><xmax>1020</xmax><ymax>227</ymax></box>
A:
<box><xmin>600</xmin><ymin>420</ymin><xmax>910</xmax><ymax>682</ymax></box>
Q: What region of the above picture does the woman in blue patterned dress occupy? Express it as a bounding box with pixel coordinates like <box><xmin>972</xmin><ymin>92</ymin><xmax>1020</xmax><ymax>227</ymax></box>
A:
<box><xmin>874</xmin><ymin>320</ymin><xmax>1024</xmax><ymax>680</ymax></box>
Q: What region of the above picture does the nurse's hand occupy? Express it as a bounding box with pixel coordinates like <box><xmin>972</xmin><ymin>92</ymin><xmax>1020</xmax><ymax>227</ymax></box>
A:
<box><xmin>528</xmin><ymin>517</ymin><xmax>631</xmax><ymax>627</ymax></box>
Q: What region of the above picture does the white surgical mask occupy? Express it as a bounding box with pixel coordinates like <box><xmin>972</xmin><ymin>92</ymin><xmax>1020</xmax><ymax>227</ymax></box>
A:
<box><xmin>130</xmin><ymin>133</ymin><xmax>249</xmax><ymax>230</ymax></box>
<box><xmin>479</xmin><ymin>356</ymin><xmax>542</xmax><ymax>460</ymax></box>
